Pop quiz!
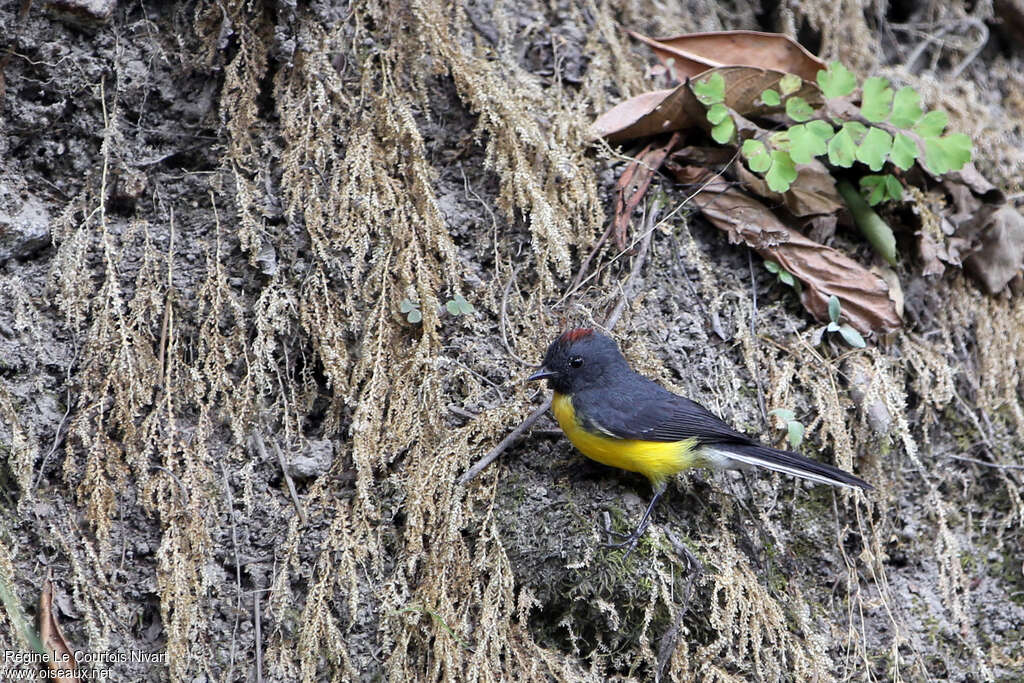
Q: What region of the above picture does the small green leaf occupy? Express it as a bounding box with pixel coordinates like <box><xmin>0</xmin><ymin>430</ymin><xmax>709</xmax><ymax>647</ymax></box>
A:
<box><xmin>693</xmin><ymin>72</ymin><xmax>725</xmax><ymax>105</ymax></box>
<box><xmin>407</xmin><ymin>309</ymin><xmax>422</xmax><ymax>323</ymax></box>
<box><xmin>711</xmin><ymin>117</ymin><xmax>735</xmax><ymax>144</ymax></box>
<box><xmin>921</xmin><ymin>135</ymin><xmax>971</xmax><ymax>175</ymax></box>
<box><xmin>827</xmin><ymin>321</ymin><xmax>841</xmax><ymax>332</ymax></box>
<box><xmin>860</xmin><ymin>76</ymin><xmax>893</xmax><ymax>122</ymax></box>
<box><xmin>742</xmin><ymin>139</ymin><xmax>771</xmax><ymax>172</ymax></box>
<box><xmin>446</xmin><ymin>300</ymin><xmax>460</xmax><ymax>315</ymax></box>
<box><xmin>914</xmin><ymin>110</ymin><xmax>948</xmax><ymax>138</ymax></box>
<box><xmin>922</xmin><ymin>133</ymin><xmax>972</xmax><ymax>175</ymax></box>
<box><xmin>761</xmin><ymin>89</ymin><xmax>781</xmax><ymax>106</ymax></box>
<box><xmin>787</xmin><ymin>420</ymin><xmax>805</xmax><ymax>449</ymax></box>
<box><xmin>827</xmin><ymin>127</ymin><xmax>857</xmax><ymax>167</ymax></box>
<box><xmin>706</xmin><ymin>102</ymin><xmax>729</xmax><ymax>125</ymax></box>
<box><xmin>785</xmin><ymin>96</ymin><xmax>814</xmax><ymax>122</ymax></box>
<box><xmin>828</xmin><ymin>294</ymin><xmax>841</xmax><ymax>323</ymax></box>
<box><xmin>805</xmin><ymin>120</ymin><xmax>835</xmax><ymax>140</ymax></box>
<box><xmin>778</xmin><ymin>270</ymin><xmax>795</xmax><ymax>286</ymax></box>
<box><xmin>778</xmin><ymin>73</ymin><xmax>802</xmax><ymax>96</ymax></box>
<box><xmin>860</xmin><ymin>175</ymin><xmax>885</xmax><ymax>205</ymax></box>
<box><xmin>454</xmin><ymin>294</ymin><xmax>474</xmax><ymax>314</ymax></box>
<box><xmin>400</xmin><ymin>298</ymin><xmax>416</xmax><ymax>313</ymax></box>
<box><xmin>768</xmin><ymin>130</ymin><xmax>790</xmax><ymax>149</ymax></box>
<box><xmin>890</xmin><ymin>132</ymin><xmax>918</xmax><ymax>171</ymax></box>
<box><xmin>884</xmin><ymin>174</ymin><xmax>903</xmax><ymax>201</ymax></box>
<box><xmin>817</xmin><ymin>62</ymin><xmax>857</xmax><ymax>99</ymax></box>
<box><xmin>788</xmin><ymin>123</ymin><xmax>829</xmax><ymax>164</ymax></box>
<box><xmin>742</xmin><ymin>138</ymin><xmax>766</xmax><ymax>158</ymax></box>
<box><xmin>856</xmin><ymin>127</ymin><xmax>893</xmax><ymax>171</ymax></box>
<box><xmin>838</xmin><ymin>324</ymin><xmax>866</xmax><ymax>348</ymax></box>
<box><xmin>770</xmin><ymin>408</ymin><xmax>796</xmax><ymax>421</ymax></box>
<box><xmin>889</xmin><ymin>87</ymin><xmax>922</xmax><ymax>128</ymax></box>
<box><xmin>747</xmin><ymin>153</ymin><xmax>771</xmax><ymax>173</ymax></box>
<box><xmin>765</xmin><ymin>150</ymin><xmax>797</xmax><ymax>192</ymax></box>
<box><xmin>923</xmin><ymin>139</ymin><xmax>948</xmax><ymax>175</ymax></box>
<box><xmin>843</xmin><ymin>121</ymin><xmax>868</xmax><ymax>143</ymax></box>
<box><xmin>860</xmin><ymin>174</ymin><xmax>902</xmax><ymax>205</ymax></box>
<box><xmin>764</xmin><ymin>260</ymin><xmax>780</xmax><ymax>274</ymax></box>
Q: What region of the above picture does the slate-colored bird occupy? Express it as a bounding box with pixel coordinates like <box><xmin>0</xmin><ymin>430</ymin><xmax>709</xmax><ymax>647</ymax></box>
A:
<box><xmin>528</xmin><ymin>328</ymin><xmax>871</xmax><ymax>548</ymax></box>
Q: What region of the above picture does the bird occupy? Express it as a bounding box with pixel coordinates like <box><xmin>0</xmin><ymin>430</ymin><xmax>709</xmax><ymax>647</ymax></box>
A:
<box><xmin>527</xmin><ymin>328</ymin><xmax>872</xmax><ymax>550</ymax></box>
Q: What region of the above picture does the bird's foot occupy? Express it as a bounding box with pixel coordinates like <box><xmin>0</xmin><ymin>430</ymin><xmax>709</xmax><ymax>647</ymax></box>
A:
<box><xmin>603</xmin><ymin>514</ymin><xmax>650</xmax><ymax>559</ymax></box>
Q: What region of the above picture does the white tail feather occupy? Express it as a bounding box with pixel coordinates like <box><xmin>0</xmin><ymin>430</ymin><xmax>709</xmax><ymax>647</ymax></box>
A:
<box><xmin>703</xmin><ymin>448</ymin><xmax>864</xmax><ymax>490</ymax></box>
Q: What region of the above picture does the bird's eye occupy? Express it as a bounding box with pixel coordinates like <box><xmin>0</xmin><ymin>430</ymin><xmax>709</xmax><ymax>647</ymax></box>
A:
<box><xmin>569</xmin><ymin>355</ymin><xmax>584</xmax><ymax>369</ymax></box>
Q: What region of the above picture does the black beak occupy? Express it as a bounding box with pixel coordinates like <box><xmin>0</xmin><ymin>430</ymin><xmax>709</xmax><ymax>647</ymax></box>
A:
<box><xmin>527</xmin><ymin>366</ymin><xmax>557</xmax><ymax>382</ymax></box>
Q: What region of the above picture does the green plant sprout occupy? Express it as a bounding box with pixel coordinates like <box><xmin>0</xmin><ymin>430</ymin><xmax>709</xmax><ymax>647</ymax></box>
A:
<box><xmin>692</xmin><ymin>72</ymin><xmax>734</xmax><ymax>144</ymax></box>
<box><xmin>768</xmin><ymin>408</ymin><xmax>805</xmax><ymax>449</ymax></box>
<box><xmin>445</xmin><ymin>294</ymin><xmax>474</xmax><ymax>316</ymax></box>
<box><xmin>401</xmin><ymin>294</ymin><xmax>474</xmax><ymax>323</ymax></box>
<box><xmin>764</xmin><ymin>259</ymin><xmax>802</xmax><ymax>293</ymax></box>
<box><xmin>399</xmin><ymin>298</ymin><xmax>422</xmax><ymax>323</ymax></box>
<box><xmin>812</xmin><ymin>294</ymin><xmax>866</xmax><ymax>348</ymax></box>
<box><xmin>697</xmin><ymin>61</ymin><xmax>972</xmax><ymax>196</ymax></box>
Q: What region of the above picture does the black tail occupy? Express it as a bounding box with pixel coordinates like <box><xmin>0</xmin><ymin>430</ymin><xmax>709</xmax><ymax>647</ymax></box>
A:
<box><xmin>712</xmin><ymin>443</ymin><xmax>872</xmax><ymax>490</ymax></box>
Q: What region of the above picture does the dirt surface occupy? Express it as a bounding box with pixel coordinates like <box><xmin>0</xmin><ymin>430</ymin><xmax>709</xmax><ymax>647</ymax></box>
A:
<box><xmin>1</xmin><ymin>0</ymin><xmax>1023</xmax><ymax>681</ymax></box>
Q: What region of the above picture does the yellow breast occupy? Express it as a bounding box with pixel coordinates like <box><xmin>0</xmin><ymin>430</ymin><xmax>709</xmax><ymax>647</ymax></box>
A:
<box><xmin>551</xmin><ymin>392</ymin><xmax>699</xmax><ymax>487</ymax></box>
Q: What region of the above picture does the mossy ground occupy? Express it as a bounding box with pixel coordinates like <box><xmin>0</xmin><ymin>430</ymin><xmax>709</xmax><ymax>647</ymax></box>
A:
<box><xmin>1</xmin><ymin>0</ymin><xmax>1023</xmax><ymax>681</ymax></box>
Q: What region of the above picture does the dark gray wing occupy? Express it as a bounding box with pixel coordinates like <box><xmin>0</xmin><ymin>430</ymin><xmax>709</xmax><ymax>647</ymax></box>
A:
<box><xmin>574</xmin><ymin>374</ymin><xmax>758</xmax><ymax>445</ymax></box>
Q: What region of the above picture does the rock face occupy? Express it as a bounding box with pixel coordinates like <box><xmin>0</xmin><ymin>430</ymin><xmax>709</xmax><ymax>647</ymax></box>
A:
<box><xmin>0</xmin><ymin>188</ymin><xmax>51</xmax><ymax>263</ymax></box>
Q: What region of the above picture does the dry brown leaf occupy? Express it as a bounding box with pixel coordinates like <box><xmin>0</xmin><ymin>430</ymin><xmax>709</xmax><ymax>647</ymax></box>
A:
<box><xmin>592</xmin><ymin>66</ymin><xmax>820</xmax><ymax>143</ymax></box>
<box><xmin>964</xmin><ymin>206</ymin><xmax>1024</xmax><ymax>294</ymax></box>
<box><xmin>734</xmin><ymin>158</ymin><xmax>843</xmax><ymax>217</ymax></box>
<box><xmin>39</xmin><ymin>574</ymin><xmax>79</xmax><ymax>682</ymax></box>
<box><xmin>590</xmin><ymin>84</ymin><xmax>703</xmax><ymax>143</ymax></box>
<box><xmin>613</xmin><ymin>132</ymin><xmax>683</xmax><ymax>249</ymax></box>
<box><xmin>671</xmin><ymin>165</ymin><xmax>902</xmax><ymax>334</ymax></box>
<box><xmin>872</xmin><ymin>264</ymin><xmax>905</xmax><ymax>319</ymax></box>
<box><xmin>630</xmin><ymin>30</ymin><xmax>826</xmax><ymax>81</ymax></box>
<box><xmin>947</xmin><ymin>163</ymin><xmax>1004</xmax><ymax>201</ymax></box>
<box><xmin>706</xmin><ymin>65</ymin><xmax>822</xmax><ymax>117</ymax></box>
<box><xmin>668</xmin><ymin>146</ymin><xmax>736</xmax><ymax>167</ymax></box>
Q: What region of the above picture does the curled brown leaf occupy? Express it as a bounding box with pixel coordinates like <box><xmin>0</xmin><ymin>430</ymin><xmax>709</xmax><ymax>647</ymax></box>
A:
<box><xmin>630</xmin><ymin>30</ymin><xmax>826</xmax><ymax>81</ymax></box>
<box><xmin>613</xmin><ymin>132</ymin><xmax>684</xmax><ymax>249</ymax></box>
<box><xmin>670</xmin><ymin>165</ymin><xmax>902</xmax><ymax>334</ymax></box>
<box><xmin>590</xmin><ymin>84</ymin><xmax>703</xmax><ymax>143</ymax></box>
<box><xmin>39</xmin><ymin>574</ymin><xmax>79</xmax><ymax>682</ymax></box>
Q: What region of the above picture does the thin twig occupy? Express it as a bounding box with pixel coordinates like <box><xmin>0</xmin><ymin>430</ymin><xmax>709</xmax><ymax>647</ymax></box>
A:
<box><xmin>457</xmin><ymin>400</ymin><xmax>551</xmax><ymax>485</ymax></box>
<box><xmin>254</xmin><ymin>588</ymin><xmax>264</xmax><ymax>683</ymax></box>
<box><xmin>605</xmin><ymin>203</ymin><xmax>659</xmax><ymax>329</ymax></box>
<box><xmin>252</xmin><ymin>432</ymin><xmax>307</xmax><ymax>525</ymax></box>
<box><xmin>656</xmin><ymin>529</ymin><xmax>703</xmax><ymax>678</ymax></box>
<box><xmin>271</xmin><ymin>438</ymin><xmax>307</xmax><ymax>526</ymax></box>
<box><xmin>150</xmin><ymin>466</ymin><xmax>187</xmax><ymax>505</ymax></box>
<box><xmin>568</xmin><ymin>222</ymin><xmax>614</xmax><ymax>294</ymax></box>
<box><xmin>447</xmin><ymin>405</ymin><xmax>479</xmax><ymax>420</ymax></box>
<box><xmin>222</xmin><ymin>464</ymin><xmax>243</xmax><ymax>682</ymax></box>
<box><xmin>948</xmin><ymin>18</ymin><xmax>989</xmax><ymax>79</ymax></box>
<box><xmin>747</xmin><ymin>251</ymin><xmax>768</xmax><ymax>426</ymax></box>
<box><xmin>33</xmin><ymin>388</ymin><xmax>72</xmax><ymax>493</ymax></box>
<box><xmin>555</xmin><ymin>153</ymin><xmax>737</xmax><ymax>310</ymax></box>
<box><xmin>499</xmin><ymin>268</ymin><xmax>530</xmax><ymax>367</ymax></box>
<box><xmin>942</xmin><ymin>453</ymin><xmax>1024</xmax><ymax>471</ymax></box>
<box><xmin>666</xmin><ymin>232</ymin><xmax>724</xmax><ymax>339</ymax></box>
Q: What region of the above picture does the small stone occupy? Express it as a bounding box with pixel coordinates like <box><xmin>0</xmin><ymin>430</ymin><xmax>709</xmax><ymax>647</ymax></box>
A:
<box><xmin>286</xmin><ymin>440</ymin><xmax>334</xmax><ymax>480</ymax></box>
<box><xmin>0</xmin><ymin>192</ymin><xmax>51</xmax><ymax>263</ymax></box>
<box><xmin>45</xmin><ymin>0</ymin><xmax>116</xmax><ymax>24</ymax></box>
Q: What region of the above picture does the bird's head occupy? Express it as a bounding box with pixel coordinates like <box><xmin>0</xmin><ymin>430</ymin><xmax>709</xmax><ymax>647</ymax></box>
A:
<box><xmin>527</xmin><ymin>328</ymin><xmax>628</xmax><ymax>394</ymax></box>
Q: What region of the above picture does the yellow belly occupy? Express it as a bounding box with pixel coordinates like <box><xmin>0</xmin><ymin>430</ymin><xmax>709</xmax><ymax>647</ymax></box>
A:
<box><xmin>551</xmin><ymin>392</ymin><xmax>699</xmax><ymax>487</ymax></box>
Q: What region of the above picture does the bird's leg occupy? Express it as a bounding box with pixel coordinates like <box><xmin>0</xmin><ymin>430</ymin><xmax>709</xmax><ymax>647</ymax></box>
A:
<box><xmin>605</xmin><ymin>490</ymin><xmax>663</xmax><ymax>555</ymax></box>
